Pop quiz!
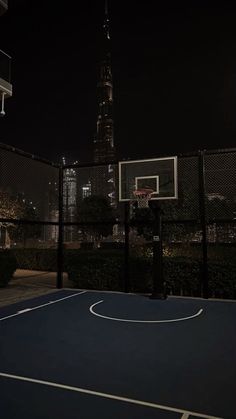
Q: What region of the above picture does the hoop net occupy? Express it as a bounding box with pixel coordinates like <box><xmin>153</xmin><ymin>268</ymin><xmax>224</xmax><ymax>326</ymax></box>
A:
<box><xmin>132</xmin><ymin>188</ymin><xmax>154</xmax><ymax>208</ymax></box>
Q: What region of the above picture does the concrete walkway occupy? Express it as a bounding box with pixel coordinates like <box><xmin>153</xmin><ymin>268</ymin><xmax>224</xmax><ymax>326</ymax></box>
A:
<box><xmin>0</xmin><ymin>269</ymin><xmax>74</xmax><ymax>307</ymax></box>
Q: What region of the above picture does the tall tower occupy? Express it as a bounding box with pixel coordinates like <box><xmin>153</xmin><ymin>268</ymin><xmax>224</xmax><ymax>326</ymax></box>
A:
<box><xmin>93</xmin><ymin>0</ymin><xmax>115</xmax><ymax>163</ymax></box>
<box><xmin>92</xmin><ymin>1</ymin><xmax>116</xmax><ymax>207</ymax></box>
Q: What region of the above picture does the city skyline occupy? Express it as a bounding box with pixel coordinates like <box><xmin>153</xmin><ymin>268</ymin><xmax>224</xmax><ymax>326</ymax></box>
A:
<box><xmin>0</xmin><ymin>1</ymin><xmax>236</xmax><ymax>164</ymax></box>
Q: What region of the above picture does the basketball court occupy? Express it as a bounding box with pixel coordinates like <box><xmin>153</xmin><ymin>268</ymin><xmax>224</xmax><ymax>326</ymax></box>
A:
<box><xmin>0</xmin><ymin>156</ymin><xmax>235</xmax><ymax>418</ymax></box>
<box><xmin>0</xmin><ymin>289</ymin><xmax>235</xmax><ymax>418</ymax></box>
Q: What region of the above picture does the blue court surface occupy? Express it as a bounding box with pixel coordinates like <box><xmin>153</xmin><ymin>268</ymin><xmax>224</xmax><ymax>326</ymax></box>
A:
<box><xmin>0</xmin><ymin>289</ymin><xmax>235</xmax><ymax>419</ymax></box>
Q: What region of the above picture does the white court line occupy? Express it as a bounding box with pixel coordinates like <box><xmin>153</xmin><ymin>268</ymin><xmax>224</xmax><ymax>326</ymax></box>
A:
<box><xmin>90</xmin><ymin>300</ymin><xmax>203</xmax><ymax>323</ymax></box>
<box><xmin>0</xmin><ymin>372</ymin><xmax>222</xmax><ymax>419</ymax></box>
<box><xmin>181</xmin><ymin>413</ymin><xmax>190</xmax><ymax>419</ymax></box>
<box><xmin>0</xmin><ymin>291</ymin><xmax>87</xmax><ymax>322</ymax></box>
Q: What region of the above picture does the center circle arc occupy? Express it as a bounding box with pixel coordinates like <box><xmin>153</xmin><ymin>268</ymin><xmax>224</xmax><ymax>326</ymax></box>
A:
<box><xmin>89</xmin><ymin>300</ymin><xmax>203</xmax><ymax>324</ymax></box>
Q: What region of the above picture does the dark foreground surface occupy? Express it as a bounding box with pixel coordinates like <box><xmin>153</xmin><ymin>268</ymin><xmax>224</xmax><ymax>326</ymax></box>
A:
<box><xmin>0</xmin><ymin>290</ymin><xmax>235</xmax><ymax>419</ymax></box>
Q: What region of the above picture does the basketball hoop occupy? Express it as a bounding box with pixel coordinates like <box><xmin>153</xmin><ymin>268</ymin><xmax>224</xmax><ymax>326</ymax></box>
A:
<box><xmin>133</xmin><ymin>188</ymin><xmax>153</xmax><ymax>208</ymax></box>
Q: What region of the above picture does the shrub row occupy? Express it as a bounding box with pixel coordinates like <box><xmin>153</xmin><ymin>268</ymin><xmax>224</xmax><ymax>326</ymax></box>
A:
<box><xmin>65</xmin><ymin>249</ymin><xmax>124</xmax><ymax>291</ymax></box>
<box><xmin>0</xmin><ymin>250</ymin><xmax>18</xmax><ymax>287</ymax></box>
<box><xmin>167</xmin><ymin>243</ymin><xmax>236</xmax><ymax>261</ymax></box>
<box><xmin>12</xmin><ymin>248</ymin><xmax>236</xmax><ymax>299</ymax></box>
<box><xmin>164</xmin><ymin>258</ymin><xmax>201</xmax><ymax>296</ymax></box>
<box><xmin>68</xmin><ymin>256</ymin><xmax>236</xmax><ymax>298</ymax></box>
<box><xmin>66</xmin><ymin>252</ymin><xmax>236</xmax><ymax>298</ymax></box>
<box><xmin>208</xmin><ymin>262</ymin><xmax>236</xmax><ymax>299</ymax></box>
<box><xmin>13</xmin><ymin>248</ymin><xmax>57</xmax><ymax>271</ymax></box>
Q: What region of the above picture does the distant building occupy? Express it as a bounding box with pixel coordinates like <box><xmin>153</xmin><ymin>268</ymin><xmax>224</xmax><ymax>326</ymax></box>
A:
<box><xmin>92</xmin><ymin>1</ymin><xmax>116</xmax><ymax>208</ymax></box>
<box><xmin>62</xmin><ymin>158</ymin><xmax>77</xmax><ymax>241</ymax></box>
<box><xmin>46</xmin><ymin>181</ymin><xmax>59</xmax><ymax>242</ymax></box>
<box><xmin>93</xmin><ymin>1</ymin><xmax>115</xmax><ymax>163</ymax></box>
<box><xmin>82</xmin><ymin>181</ymin><xmax>91</xmax><ymax>199</ymax></box>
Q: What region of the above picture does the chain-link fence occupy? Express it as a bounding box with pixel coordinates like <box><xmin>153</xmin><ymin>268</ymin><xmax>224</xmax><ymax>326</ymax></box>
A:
<box><xmin>0</xmin><ymin>143</ymin><xmax>60</xmax><ymax>289</ymax></box>
<box><xmin>62</xmin><ymin>149</ymin><xmax>236</xmax><ymax>298</ymax></box>
<box><xmin>1</xmin><ymin>142</ymin><xmax>235</xmax><ymax>298</ymax></box>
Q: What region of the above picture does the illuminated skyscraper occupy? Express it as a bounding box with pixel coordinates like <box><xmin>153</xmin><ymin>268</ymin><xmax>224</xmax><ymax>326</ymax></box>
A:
<box><xmin>93</xmin><ymin>1</ymin><xmax>115</xmax><ymax>163</ymax></box>
<box><xmin>62</xmin><ymin>158</ymin><xmax>77</xmax><ymax>241</ymax></box>
<box><xmin>82</xmin><ymin>181</ymin><xmax>92</xmax><ymax>199</ymax></box>
<box><xmin>93</xmin><ymin>1</ymin><xmax>116</xmax><ymax>207</ymax></box>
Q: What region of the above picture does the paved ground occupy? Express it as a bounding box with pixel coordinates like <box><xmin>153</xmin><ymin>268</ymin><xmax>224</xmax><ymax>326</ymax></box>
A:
<box><xmin>0</xmin><ymin>269</ymin><xmax>73</xmax><ymax>307</ymax></box>
<box><xmin>0</xmin><ymin>290</ymin><xmax>235</xmax><ymax>418</ymax></box>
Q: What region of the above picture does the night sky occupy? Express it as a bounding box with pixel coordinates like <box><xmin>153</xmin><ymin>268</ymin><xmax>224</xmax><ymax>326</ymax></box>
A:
<box><xmin>0</xmin><ymin>0</ymin><xmax>236</xmax><ymax>164</ymax></box>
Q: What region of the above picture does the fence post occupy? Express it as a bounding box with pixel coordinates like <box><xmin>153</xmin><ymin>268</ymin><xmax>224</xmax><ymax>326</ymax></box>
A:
<box><xmin>57</xmin><ymin>165</ymin><xmax>64</xmax><ymax>289</ymax></box>
<box><xmin>198</xmin><ymin>150</ymin><xmax>208</xmax><ymax>298</ymax></box>
<box><xmin>149</xmin><ymin>202</ymin><xmax>166</xmax><ymax>299</ymax></box>
<box><xmin>124</xmin><ymin>202</ymin><xmax>130</xmax><ymax>293</ymax></box>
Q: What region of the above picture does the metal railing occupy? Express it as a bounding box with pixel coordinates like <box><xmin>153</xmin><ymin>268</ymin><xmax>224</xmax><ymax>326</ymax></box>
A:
<box><xmin>0</xmin><ymin>49</ymin><xmax>11</xmax><ymax>84</ymax></box>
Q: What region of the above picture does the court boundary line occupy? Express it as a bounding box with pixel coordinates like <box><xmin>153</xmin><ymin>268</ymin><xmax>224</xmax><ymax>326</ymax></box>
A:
<box><xmin>89</xmin><ymin>300</ymin><xmax>203</xmax><ymax>323</ymax></box>
<box><xmin>0</xmin><ymin>291</ymin><xmax>87</xmax><ymax>322</ymax></box>
<box><xmin>0</xmin><ymin>372</ymin><xmax>222</xmax><ymax>419</ymax></box>
<box><xmin>64</xmin><ymin>289</ymin><xmax>236</xmax><ymax>304</ymax></box>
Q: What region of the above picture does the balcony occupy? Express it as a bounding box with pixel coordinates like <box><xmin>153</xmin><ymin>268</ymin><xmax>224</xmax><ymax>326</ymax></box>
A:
<box><xmin>0</xmin><ymin>0</ymin><xmax>8</xmax><ymax>16</ymax></box>
<box><xmin>0</xmin><ymin>49</ymin><xmax>12</xmax><ymax>98</ymax></box>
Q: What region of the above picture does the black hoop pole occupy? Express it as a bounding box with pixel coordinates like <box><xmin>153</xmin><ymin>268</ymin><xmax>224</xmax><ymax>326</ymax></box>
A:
<box><xmin>198</xmin><ymin>150</ymin><xmax>208</xmax><ymax>298</ymax></box>
<box><xmin>57</xmin><ymin>165</ymin><xmax>64</xmax><ymax>289</ymax></box>
<box><xmin>124</xmin><ymin>202</ymin><xmax>130</xmax><ymax>293</ymax></box>
<box><xmin>149</xmin><ymin>201</ymin><xmax>166</xmax><ymax>299</ymax></box>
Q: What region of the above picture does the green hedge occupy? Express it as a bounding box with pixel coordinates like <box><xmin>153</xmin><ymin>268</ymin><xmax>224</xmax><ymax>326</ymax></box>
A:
<box><xmin>208</xmin><ymin>262</ymin><xmax>236</xmax><ymax>299</ymax></box>
<box><xmin>67</xmin><ymin>254</ymin><xmax>236</xmax><ymax>299</ymax></box>
<box><xmin>11</xmin><ymin>248</ymin><xmax>236</xmax><ymax>299</ymax></box>
<box><xmin>66</xmin><ymin>251</ymin><xmax>155</xmax><ymax>292</ymax></box>
<box><xmin>65</xmin><ymin>252</ymin><xmax>201</xmax><ymax>295</ymax></box>
<box><xmin>0</xmin><ymin>250</ymin><xmax>18</xmax><ymax>287</ymax></box>
<box><xmin>163</xmin><ymin>257</ymin><xmax>201</xmax><ymax>296</ymax></box>
<box><xmin>130</xmin><ymin>256</ymin><xmax>236</xmax><ymax>298</ymax></box>
<box><xmin>65</xmin><ymin>250</ymin><xmax>124</xmax><ymax>291</ymax></box>
<box><xmin>129</xmin><ymin>257</ymin><xmax>152</xmax><ymax>293</ymax></box>
<box><xmin>13</xmin><ymin>249</ymin><xmax>57</xmax><ymax>271</ymax></box>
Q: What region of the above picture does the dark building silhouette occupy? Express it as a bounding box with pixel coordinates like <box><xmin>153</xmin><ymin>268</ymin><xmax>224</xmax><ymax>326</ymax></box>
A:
<box><xmin>92</xmin><ymin>1</ymin><xmax>116</xmax><ymax>208</ymax></box>
<box><xmin>0</xmin><ymin>0</ymin><xmax>12</xmax><ymax>117</ymax></box>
